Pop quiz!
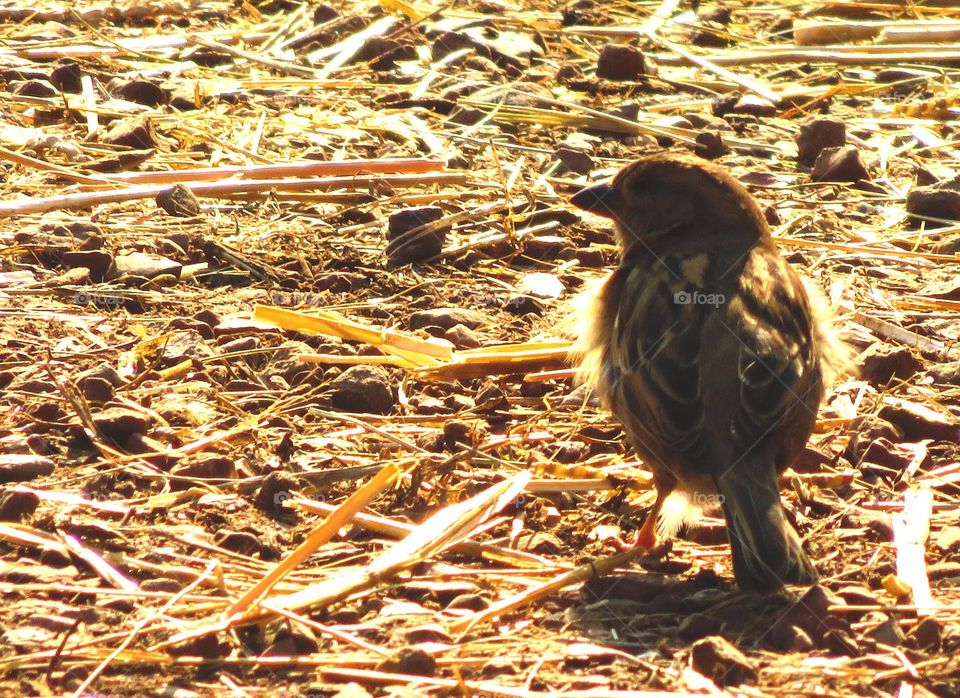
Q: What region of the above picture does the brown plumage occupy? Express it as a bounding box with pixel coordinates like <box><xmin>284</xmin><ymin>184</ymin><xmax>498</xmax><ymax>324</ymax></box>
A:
<box><xmin>570</xmin><ymin>153</ymin><xmax>845</xmax><ymax>592</ymax></box>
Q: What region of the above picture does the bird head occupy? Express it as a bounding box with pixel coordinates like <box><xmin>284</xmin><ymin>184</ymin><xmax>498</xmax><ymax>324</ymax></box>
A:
<box><xmin>570</xmin><ymin>153</ymin><xmax>769</xmax><ymax>251</ymax></box>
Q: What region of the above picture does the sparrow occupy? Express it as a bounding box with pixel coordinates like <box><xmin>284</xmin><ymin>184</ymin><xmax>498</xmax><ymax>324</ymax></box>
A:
<box><xmin>570</xmin><ymin>153</ymin><xmax>846</xmax><ymax>592</ymax></box>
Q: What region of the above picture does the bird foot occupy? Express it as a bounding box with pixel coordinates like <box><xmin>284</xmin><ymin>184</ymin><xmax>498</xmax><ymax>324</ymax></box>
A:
<box><xmin>611</xmin><ymin>519</ymin><xmax>658</xmax><ymax>553</ymax></box>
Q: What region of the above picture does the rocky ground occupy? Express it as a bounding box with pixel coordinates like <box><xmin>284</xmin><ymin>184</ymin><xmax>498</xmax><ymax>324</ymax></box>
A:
<box><xmin>1</xmin><ymin>0</ymin><xmax>960</xmax><ymax>695</ymax></box>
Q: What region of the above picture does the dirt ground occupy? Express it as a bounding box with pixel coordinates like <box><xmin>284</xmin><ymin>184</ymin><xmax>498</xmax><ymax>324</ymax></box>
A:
<box><xmin>1</xmin><ymin>0</ymin><xmax>960</xmax><ymax>696</ymax></box>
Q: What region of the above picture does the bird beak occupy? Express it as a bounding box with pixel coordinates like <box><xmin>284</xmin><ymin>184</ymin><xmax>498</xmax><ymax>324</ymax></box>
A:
<box><xmin>570</xmin><ymin>181</ymin><xmax>615</xmax><ymax>217</ymax></box>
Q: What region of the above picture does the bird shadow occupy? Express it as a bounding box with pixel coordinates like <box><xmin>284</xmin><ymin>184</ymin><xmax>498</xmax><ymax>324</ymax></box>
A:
<box><xmin>571</xmin><ymin>559</ymin><xmax>860</xmax><ymax>660</ymax></box>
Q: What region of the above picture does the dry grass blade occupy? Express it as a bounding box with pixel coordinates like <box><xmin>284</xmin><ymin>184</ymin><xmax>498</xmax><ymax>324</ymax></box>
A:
<box><xmin>448</xmin><ymin>547</ymin><xmax>644</xmax><ymax>637</ymax></box>
<box><xmin>87</xmin><ymin>157</ymin><xmax>446</xmax><ymax>185</ymax></box>
<box><xmin>225</xmin><ymin>462</ymin><xmax>402</xmax><ymax>617</ymax></box>
<box><xmin>154</xmin><ymin>472</ymin><xmax>530</xmax><ymax>650</ymax></box>
<box><xmin>0</xmin><ymin>173</ymin><xmax>468</xmax><ymax>217</ymax></box>
<box><xmin>415</xmin><ymin>341</ymin><xmax>572</xmax><ymax>380</ymax></box>
<box><xmin>892</xmin><ymin>488</ymin><xmax>938</xmax><ymax>616</ymax></box>
<box><xmin>253</xmin><ymin>305</ymin><xmax>453</xmax><ymax>366</ymax></box>
<box><xmin>294</xmin><ymin>497</ymin><xmax>562</xmax><ymax>568</ymax></box>
<box><xmin>265</xmin><ymin>471</ymin><xmax>532</xmax><ymax>613</ymax></box>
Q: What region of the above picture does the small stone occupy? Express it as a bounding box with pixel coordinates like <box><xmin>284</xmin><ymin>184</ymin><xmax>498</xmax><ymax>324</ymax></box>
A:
<box><xmin>845</xmin><ymin>415</ymin><xmax>904</xmax><ymax>465</ymax></box>
<box><xmin>689</xmin><ymin>636</ymin><xmax>757</xmax><ymax>687</ymax></box>
<box><xmin>861</xmin><ymin>437</ymin><xmax>928</xmax><ymax>472</ymax></box>
<box><xmin>329</xmin><ymin>365</ymin><xmax>395</xmax><ymax>414</ymax></box>
<box><xmin>446</xmin><ymin>593</ymin><xmax>488</xmax><ymax>611</ymax></box>
<box><xmin>778</xmin><ymin>584</ymin><xmax>845</xmax><ymax>637</ymax></box>
<box><xmin>448</xmin><ymin>106</ymin><xmax>485</xmax><ymax>125</ymax></box>
<box><xmin>172</xmin><ymin>455</ymin><xmax>236</xmax><ymax>481</ymax></box>
<box><xmin>556</xmin><ymin>62</ymin><xmax>583</xmax><ymax>82</ymax></box>
<box><xmin>932</xmin><ymin>234</ymin><xmax>960</xmax><ymax>255</ymax></box>
<box><xmin>156</xmin><ymin>184</ymin><xmax>201</xmax><ymax>217</ymax></box>
<box><xmin>61</xmin><ymin>250</ymin><xmax>114</xmax><ymax>283</ymax></box>
<box><xmin>401</xmin><ymin>624</ymin><xmax>452</xmax><ymax>645</ymax></box>
<box><xmin>109</xmin><ymin>252</ymin><xmax>182</xmax><ymax>281</ymax></box>
<box><xmin>0</xmin><ymin>489</ymin><xmax>40</xmax><ymax>521</ymax></box>
<box><xmin>443</xmin><ymin>394</ymin><xmax>474</xmax><ymax>412</ymax></box>
<box><xmin>693</xmin><ymin>23</ymin><xmax>730</xmax><ymax>47</ymax></box>
<box><xmin>0</xmin><ymin>454</ymin><xmax>56</xmax><ymax>483</ymax></box>
<box><xmin>559</xmin><ymin>384</ymin><xmax>600</xmax><ymax>409</ymax></box>
<box><xmin>879</xmin><ymin>399</ymin><xmax>959</xmax><ymax>442</ymax></box>
<box><xmin>377</xmin><ymin>646</ymin><xmax>437</xmax><ymax>676</ymax></box>
<box><xmin>141</xmin><ymin>578</ymin><xmax>183</xmax><ymax>593</ymax></box>
<box><xmin>679</xmin><ymin>612</ymin><xmax>723</xmax><ymax>639</ymax></box>
<box><xmin>554</xmin><ymin>145</ymin><xmax>594</xmax><ymax>175</ymax></box>
<box><xmin>413</xmin><ymin>396</ymin><xmax>447</xmax><ymax>415</ymax></box>
<box><xmin>107</xmin><ymin>78</ymin><xmax>168</xmax><ymax>107</ymax></box>
<box><xmin>251</xmin><ymin>472</ymin><xmax>297</xmax><ymax>513</ymax></box>
<box><xmin>331</xmin><ymin>684</ymin><xmax>373</xmax><ymax>698</ymax></box>
<box><xmin>25</xmin><ymin>435</ymin><xmax>52</xmax><ymax>456</ymax></box>
<box><xmin>836</xmin><ymin>585</ymin><xmax>881</xmax><ymax>609</ymax></box>
<box><xmin>100</xmin><ymin>115</ymin><xmax>159</xmax><ymax>150</ymax></box>
<box><xmin>214</xmin><ymin>530</ymin><xmax>264</xmax><ymax>557</ymax></box>
<box><xmin>684</xmin><ymin>112</ymin><xmax>732</xmax><ymax>130</ymax></box>
<box><xmin>263</xmin><ymin>628</ymin><xmax>319</xmax><ymax>656</ymax></box>
<box><xmin>125</xmin><ymin>434</ymin><xmax>173</xmax><ymax>469</ymax></box>
<box><xmin>503</xmin><ymin>294</ymin><xmax>543</xmax><ymax>315</ymax></box>
<box><xmin>863</xmin><ymin>612</ymin><xmax>906</xmax><ymax>647</ymax></box>
<box><xmin>733</xmin><ymin>94</ymin><xmax>777</xmax><ymax>117</ymax></box>
<box><xmin>684</xmin><ymin>518</ymin><xmax>728</xmax><ymax>545</ymax></box>
<box><xmin>444</xmin><ymin>323</ymin><xmax>481</xmax><ymax>349</ymax></box>
<box><xmin>876</xmin><ymin>67</ymin><xmax>935</xmax><ymax>85</ymax></box>
<box><xmin>912</xmin><ymin>616</ymin><xmax>942</xmax><ymax>652</ymax></box>
<box><xmin>770</xmin><ymin>623</ymin><xmax>815</xmax><ymax>652</ymax></box>
<box><xmin>78</xmin><ymin>363</ymin><xmax>124</xmax><ymax>388</ymax></box>
<box><xmin>858</xmin><ymin>344</ymin><xmax>923</xmax><ymax>386</ymax></box>
<box><xmin>352</xmin><ymin>36</ymin><xmax>401</xmax><ymax>64</ymax></box>
<box><xmin>13</xmin><ymin>80</ymin><xmax>58</xmax><ymax>98</ymax></box>
<box><xmin>521</xmin><ymin>235</ymin><xmax>574</xmax><ymax>261</ymax></box>
<box><xmin>81</xmin><ymin>376</ymin><xmax>114</xmax><ymax>404</ymax></box>
<box><xmin>49</xmin><ymin>61</ymin><xmax>82</xmax><ymax>93</ymax></box>
<box><xmin>574</xmin><ymin>246</ymin><xmax>606</xmax><ymax>268</ymax></box>
<box><xmin>712</xmin><ymin>92</ymin><xmax>741</xmax><ymax>117</ymax></box>
<box><xmin>475</xmin><ymin>384</ymin><xmax>510</xmax><ymax>413</ymax></box>
<box><xmin>596</xmin><ymin>44</ymin><xmax>645</xmax><ymax>81</ymax></box>
<box><xmin>797</xmin><ymin>118</ymin><xmax>846</xmax><ymax>165</ymax></box>
<box><xmin>91</xmin><ymin>407</ymin><xmax>150</xmax><ymax>442</ymax></box>
<box><xmin>906</xmin><ymin>175</ymin><xmax>960</xmax><ymax>227</ymax></box>
<box><xmin>694</xmin><ymin>130</ymin><xmax>728</xmax><ymax>159</ymax></box>
<box><xmin>409</xmin><ymin>308</ymin><xmax>489</xmax><ymax>331</ymax></box>
<box><xmin>928</xmin><ymin>361</ymin><xmax>960</xmax><ymax>385</ymax></box>
<box><xmin>442</xmin><ymin>420</ymin><xmax>474</xmax><ymax>448</ymax></box>
<box><xmin>915</xmin><ymin>164</ymin><xmax>955</xmax><ymax>187</ymax></box>
<box><xmin>700</xmin><ymin>5</ymin><xmax>733</xmax><ymax>24</ymax></box>
<box><xmin>811</xmin><ymin>145</ymin><xmax>869</xmax><ymax>183</ymax></box>
<box><xmin>386</xmin><ymin>206</ymin><xmax>448</xmax><ymax>264</ymax></box>
<box><xmin>518</xmin><ymin>531</ymin><xmax>563</xmax><ymax>554</ymax></box>
<box><xmin>166</xmin><ymin>633</ymin><xmax>229</xmax><ymax>659</ymax></box>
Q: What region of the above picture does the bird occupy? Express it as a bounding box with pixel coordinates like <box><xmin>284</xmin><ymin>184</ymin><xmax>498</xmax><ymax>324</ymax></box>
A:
<box><xmin>569</xmin><ymin>153</ymin><xmax>847</xmax><ymax>592</ymax></box>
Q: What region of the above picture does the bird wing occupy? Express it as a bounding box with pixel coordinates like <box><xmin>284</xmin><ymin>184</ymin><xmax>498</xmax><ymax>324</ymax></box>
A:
<box><xmin>723</xmin><ymin>249</ymin><xmax>821</xmax><ymax>461</ymax></box>
<box><xmin>599</xmin><ymin>247</ymin><xmax>820</xmax><ymax>480</ymax></box>
<box><xmin>602</xmin><ymin>262</ymin><xmax>711</xmax><ymax>476</ymax></box>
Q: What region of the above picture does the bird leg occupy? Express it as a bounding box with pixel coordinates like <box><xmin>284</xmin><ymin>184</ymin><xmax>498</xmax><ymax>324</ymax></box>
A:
<box><xmin>614</xmin><ymin>488</ymin><xmax>668</xmax><ymax>552</ymax></box>
<box><xmin>634</xmin><ymin>487</ymin><xmax>667</xmax><ymax>549</ymax></box>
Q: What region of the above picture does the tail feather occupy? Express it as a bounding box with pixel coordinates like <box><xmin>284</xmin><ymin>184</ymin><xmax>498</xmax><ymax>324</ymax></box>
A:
<box><xmin>714</xmin><ymin>463</ymin><xmax>817</xmax><ymax>592</ymax></box>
